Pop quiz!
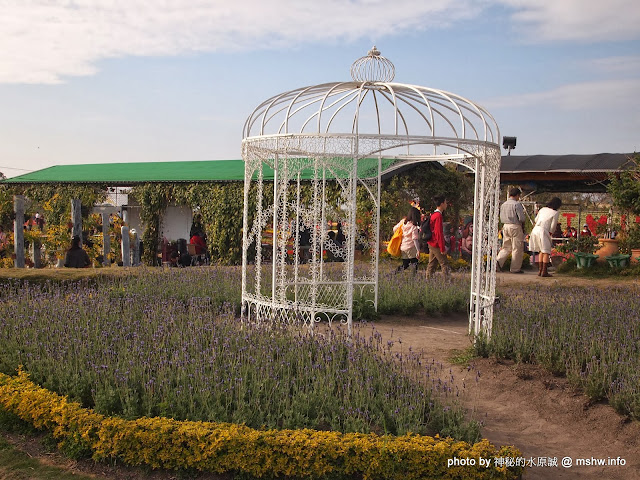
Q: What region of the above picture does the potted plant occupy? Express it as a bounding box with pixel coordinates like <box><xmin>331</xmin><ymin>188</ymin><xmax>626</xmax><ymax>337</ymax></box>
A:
<box><xmin>608</xmin><ymin>154</ymin><xmax>640</xmax><ymax>265</ymax></box>
<box><xmin>555</xmin><ymin>235</ymin><xmax>600</xmax><ymax>269</ymax></box>
<box><xmin>549</xmin><ymin>247</ymin><xmax>570</xmax><ymax>267</ymax></box>
<box><xmin>617</xmin><ymin>224</ymin><xmax>640</xmax><ymax>264</ymax></box>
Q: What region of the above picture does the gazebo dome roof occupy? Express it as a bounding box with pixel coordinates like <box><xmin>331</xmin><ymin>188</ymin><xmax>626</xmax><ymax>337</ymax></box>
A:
<box><xmin>243</xmin><ymin>47</ymin><xmax>500</xmax><ymax>155</ymax></box>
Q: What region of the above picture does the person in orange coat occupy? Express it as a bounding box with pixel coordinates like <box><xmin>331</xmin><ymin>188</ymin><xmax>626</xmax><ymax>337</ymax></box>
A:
<box><xmin>392</xmin><ymin>206</ymin><xmax>421</xmax><ymax>272</ymax></box>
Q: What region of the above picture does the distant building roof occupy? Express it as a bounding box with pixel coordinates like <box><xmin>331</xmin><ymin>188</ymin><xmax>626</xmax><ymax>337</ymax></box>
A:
<box><xmin>501</xmin><ymin>153</ymin><xmax>633</xmax><ymax>173</ymax></box>
<box><xmin>500</xmin><ymin>153</ymin><xmax>635</xmax><ymax>193</ymax></box>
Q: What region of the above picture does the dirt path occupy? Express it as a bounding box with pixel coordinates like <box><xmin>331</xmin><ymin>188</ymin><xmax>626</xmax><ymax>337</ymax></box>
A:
<box><xmin>369</xmin><ymin>312</ymin><xmax>640</xmax><ymax>480</ymax></box>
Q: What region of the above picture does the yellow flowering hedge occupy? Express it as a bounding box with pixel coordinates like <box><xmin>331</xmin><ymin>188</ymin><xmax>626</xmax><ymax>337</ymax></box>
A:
<box><xmin>0</xmin><ymin>370</ymin><xmax>523</xmax><ymax>479</ymax></box>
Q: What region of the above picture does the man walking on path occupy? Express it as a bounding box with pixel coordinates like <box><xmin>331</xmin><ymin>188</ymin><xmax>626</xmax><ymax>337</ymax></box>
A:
<box><xmin>426</xmin><ymin>195</ymin><xmax>450</xmax><ymax>278</ymax></box>
<box><xmin>497</xmin><ymin>187</ymin><xmax>526</xmax><ymax>273</ymax></box>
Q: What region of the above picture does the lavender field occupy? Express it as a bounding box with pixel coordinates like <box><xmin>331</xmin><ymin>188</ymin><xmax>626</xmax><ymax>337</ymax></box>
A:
<box><xmin>0</xmin><ymin>267</ymin><xmax>480</xmax><ymax>442</ymax></box>
<box><xmin>488</xmin><ymin>284</ymin><xmax>640</xmax><ymax>420</ymax></box>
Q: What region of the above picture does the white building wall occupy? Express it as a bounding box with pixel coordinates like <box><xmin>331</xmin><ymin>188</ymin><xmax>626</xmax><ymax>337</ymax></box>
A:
<box><xmin>120</xmin><ymin>201</ymin><xmax>192</xmax><ymax>243</ymax></box>
<box><xmin>160</xmin><ymin>205</ymin><xmax>193</xmax><ymax>241</ymax></box>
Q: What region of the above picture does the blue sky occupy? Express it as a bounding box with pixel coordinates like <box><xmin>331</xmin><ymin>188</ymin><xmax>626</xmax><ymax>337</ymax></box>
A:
<box><xmin>1</xmin><ymin>0</ymin><xmax>639</xmax><ymax>178</ymax></box>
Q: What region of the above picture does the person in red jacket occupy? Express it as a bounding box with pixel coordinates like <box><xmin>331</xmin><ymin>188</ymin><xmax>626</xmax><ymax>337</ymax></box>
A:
<box><xmin>189</xmin><ymin>231</ymin><xmax>207</xmax><ymax>255</ymax></box>
<box><xmin>426</xmin><ymin>195</ymin><xmax>450</xmax><ymax>279</ymax></box>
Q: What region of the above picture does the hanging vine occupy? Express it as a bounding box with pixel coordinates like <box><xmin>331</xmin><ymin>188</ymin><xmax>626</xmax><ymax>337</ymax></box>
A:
<box><xmin>130</xmin><ymin>184</ymin><xmax>173</xmax><ymax>265</ymax></box>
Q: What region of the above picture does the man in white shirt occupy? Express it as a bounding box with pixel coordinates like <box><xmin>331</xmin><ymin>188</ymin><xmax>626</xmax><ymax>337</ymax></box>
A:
<box><xmin>496</xmin><ymin>187</ymin><xmax>526</xmax><ymax>273</ymax></box>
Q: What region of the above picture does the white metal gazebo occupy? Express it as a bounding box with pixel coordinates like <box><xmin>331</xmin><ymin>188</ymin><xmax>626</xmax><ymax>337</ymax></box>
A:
<box><xmin>241</xmin><ymin>47</ymin><xmax>501</xmax><ymax>337</ymax></box>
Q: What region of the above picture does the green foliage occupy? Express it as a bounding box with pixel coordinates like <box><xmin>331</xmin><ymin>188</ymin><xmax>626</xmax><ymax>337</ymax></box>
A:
<box><xmin>130</xmin><ymin>183</ymin><xmax>173</xmax><ymax>265</ymax></box>
<box><xmin>555</xmin><ymin>235</ymin><xmax>600</xmax><ymax>254</ymax></box>
<box><xmin>380</xmin><ymin>164</ymin><xmax>474</xmax><ymax>238</ymax></box>
<box><xmin>377</xmin><ymin>264</ymin><xmax>470</xmax><ymax>316</ymax></box>
<box><xmin>22</xmin><ymin>184</ymin><xmax>107</xmax><ymax>225</ymax></box>
<box><xmin>0</xmin><ymin>185</ymin><xmax>14</xmax><ymax>232</ymax></box>
<box><xmin>556</xmin><ymin>257</ymin><xmax>640</xmax><ymax>277</ymax></box>
<box><xmin>448</xmin><ymin>347</ymin><xmax>476</xmax><ymax>366</ymax></box>
<box><xmin>608</xmin><ymin>154</ymin><xmax>640</xmax><ymax>215</ymax></box>
<box><xmin>196</xmin><ymin>183</ymin><xmax>247</xmax><ymax>265</ymax></box>
<box><xmin>618</xmin><ymin>224</ymin><xmax>640</xmax><ymax>253</ymax></box>
<box><xmin>0</xmin><ymin>407</ymin><xmax>37</xmax><ymax>435</ymax></box>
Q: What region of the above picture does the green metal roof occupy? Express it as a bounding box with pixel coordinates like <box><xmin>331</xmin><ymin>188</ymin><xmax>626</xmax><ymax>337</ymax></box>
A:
<box><xmin>2</xmin><ymin>158</ymin><xmax>399</xmax><ymax>185</ymax></box>
<box><xmin>3</xmin><ymin>160</ymin><xmax>247</xmax><ymax>185</ymax></box>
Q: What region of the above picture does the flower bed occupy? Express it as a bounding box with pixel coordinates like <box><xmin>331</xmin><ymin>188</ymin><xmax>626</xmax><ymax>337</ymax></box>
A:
<box><xmin>486</xmin><ymin>285</ymin><xmax>640</xmax><ymax>420</ymax></box>
<box><xmin>0</xmin><ymin>269</ymin><xmax>479</xmax><ymax>442</ymax></box>
<box><xmin>0</xmin><ymin>370</ymin><xmax>522</xmax><ymax>479</ymax></box>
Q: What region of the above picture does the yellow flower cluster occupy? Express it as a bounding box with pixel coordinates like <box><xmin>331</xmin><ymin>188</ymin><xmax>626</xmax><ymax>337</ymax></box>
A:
<box><xmin>0</xmin><ymin>371</ymin><xmax>523</xmax><ymax>479</ymax></box>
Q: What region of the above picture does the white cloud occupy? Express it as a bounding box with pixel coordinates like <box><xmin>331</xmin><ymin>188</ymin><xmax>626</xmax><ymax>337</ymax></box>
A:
<box><xmin>483</xmin><ymin>79</ymin><xmax>640</xmax><ymax>110</ymax></box>
<box><xmin>498</xmin><ymin>0</ymin><xmax>640</xmax><ymax>43</ymax></box>
<box><xmin>0</xmin><ymin>0</ymin><xmax>478</xmax><ymax>84</ymax></box>
<box><xmin>3</xmin><ymin>1</ymin><xmax>638</xmax><ymax>85</ymax></box>
<box><xmin>585</xmin><ymin>56</ymin><xmax>640</xmax><ymax>76</ymax></box>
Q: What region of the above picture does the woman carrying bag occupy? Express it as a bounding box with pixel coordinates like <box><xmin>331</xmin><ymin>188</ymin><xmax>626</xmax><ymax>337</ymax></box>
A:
<box><xmin>391</xmin><ymin>206</ymin><xmax>421</xmax><ymax>271</ymax></box>
<box><xmin>529</xmin><ymin>197</ymin><xmax>562</xmax><ymax>277</ymax></box>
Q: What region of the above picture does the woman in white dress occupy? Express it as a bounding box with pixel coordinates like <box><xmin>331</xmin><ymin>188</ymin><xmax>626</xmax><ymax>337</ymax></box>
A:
<box><xmin>529</xmin><ymin>197</ymin><xmax>562</xmax><ymax>277</ymax></box>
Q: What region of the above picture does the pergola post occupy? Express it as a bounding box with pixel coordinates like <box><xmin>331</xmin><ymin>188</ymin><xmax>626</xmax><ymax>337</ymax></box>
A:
<box><xmin>121</xmin><ymin>225</ymin><xmax>131</xmax><ymax>267</ymax></box>
<box><xmin>132</xmin><ymin>231</ymin><xmax>140</xmax><ymax>266</ymax></box>
<box><xmin>31</xmin><ymin>240</ymin><xmax>42</xmax><ymax>268</ymax></box>
<box><xmin>71</xmin><ymin>199</ymin><xmax>82</xmax><ymax>244</ymax></box>
<box><xmin>13</xmin><ymin>195</ymin><xmax>25</xmax><ymax>268</ymax></box>
<box><xmin>102</xmin><ymin>213</ymin><xmax>110</xmax><ymax>266</ymax></box>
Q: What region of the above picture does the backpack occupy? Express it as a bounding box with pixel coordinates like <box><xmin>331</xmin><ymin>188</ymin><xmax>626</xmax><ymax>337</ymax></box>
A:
<box><xmin>419</xmin><ymin>215</ymin><xmax>432</xmax><ymax>252</ymax></box>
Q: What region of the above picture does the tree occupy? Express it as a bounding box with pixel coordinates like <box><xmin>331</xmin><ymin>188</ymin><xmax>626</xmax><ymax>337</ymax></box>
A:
<box><xmin>608</xmin><ymin>154</ymin><xmax>640</xmax><ymax>216</ymax></box>
<box><xmin>380</xmin><ymin>163</ymin><xmax>474</xmax><ymax>237</ymax></box>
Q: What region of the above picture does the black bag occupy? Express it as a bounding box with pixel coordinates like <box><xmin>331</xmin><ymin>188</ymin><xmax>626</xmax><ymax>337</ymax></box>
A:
<box><xmin>419</xmin><ymin>216</ymin><xmax>432</xmax><ymax>252</ymax></box>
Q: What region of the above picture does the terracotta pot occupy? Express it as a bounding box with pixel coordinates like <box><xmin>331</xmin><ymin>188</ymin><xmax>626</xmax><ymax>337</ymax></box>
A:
<box><xmin>594</xmin><ymin>239</ymin><xmax>618</xmax><ymax>263</ymax></box>
<box><xmin>631</xmin><ymin>248</ymin><xmax>640</xmax><ymax>264</ymax></box>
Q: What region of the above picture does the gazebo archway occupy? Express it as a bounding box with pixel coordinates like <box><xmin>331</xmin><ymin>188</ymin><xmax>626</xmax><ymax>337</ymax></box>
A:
<box><xmin>241</xmin><ymin>47</ymin><xmax>501</xmax><ymax>337</ymax></box>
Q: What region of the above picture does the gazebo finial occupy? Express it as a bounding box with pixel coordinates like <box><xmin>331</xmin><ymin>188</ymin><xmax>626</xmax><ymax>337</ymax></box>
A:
<box><xmin>368</xmin><ymin>45</ymin><xmax>381</xmax><ymax>56</ymax></box>
<box><xmin>350</xmin><ymin>46</ymin><xmax>395</xmax><ymax>83</ymax></box>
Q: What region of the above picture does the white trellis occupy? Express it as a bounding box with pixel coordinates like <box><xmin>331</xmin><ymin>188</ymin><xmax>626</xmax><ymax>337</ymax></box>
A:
<box><xmin>241</xmin><ymin>47</ymin><xmax>501</xmax><ymax>338</ymax></box>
